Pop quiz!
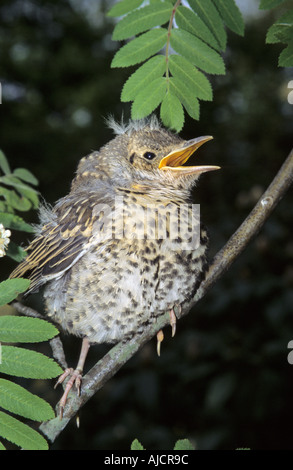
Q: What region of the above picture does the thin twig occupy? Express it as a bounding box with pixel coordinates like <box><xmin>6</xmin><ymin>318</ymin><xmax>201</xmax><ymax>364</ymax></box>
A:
<box><xmin>188</xmin><ymin>146</ymin><xmax>293</xmax><ymax>310</ymax></box>
<box><xmin>12</xmin><ymin>302</ymin><xmax>68</xmax><ymax>369</ymax></box>
<box><xmin>12</xmin><ymin>302</ymin><xmax>44</xmax><ymax>319</ymax></box>
<box><xmin>39</xmin><ymin>148</ymin><xmax>293</xmax><ymax>443</ymax></box>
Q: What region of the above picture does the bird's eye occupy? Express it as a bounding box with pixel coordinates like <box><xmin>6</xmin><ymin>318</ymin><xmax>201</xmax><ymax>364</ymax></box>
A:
<box><xmin>143</xmin><ymin>151</ymin><xmax>156</xmax><ymax>160</ymax></box>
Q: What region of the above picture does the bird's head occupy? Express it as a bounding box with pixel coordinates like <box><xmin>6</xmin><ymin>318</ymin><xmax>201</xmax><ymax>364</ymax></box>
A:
<box><xmin>74</xmin><ymin>116</ymin><xmax>220</xmax><ymax>197</ymax></box>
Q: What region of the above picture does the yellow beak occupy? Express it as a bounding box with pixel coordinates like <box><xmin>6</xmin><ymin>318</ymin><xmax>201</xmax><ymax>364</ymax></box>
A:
<box><xmin>158</xmin><ymin>136</ymin><xmax>220</xmax><ymax>175</ymax></box>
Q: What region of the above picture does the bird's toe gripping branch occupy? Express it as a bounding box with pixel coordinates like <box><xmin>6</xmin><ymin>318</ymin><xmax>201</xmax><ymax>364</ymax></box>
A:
<box><xmin>55</xmin><ymin>368</ymin><xmax>83</xmax><ymax>419</ymax></box>
<box><xmin>54</xmin><ymin>337</ymin><xmax>90</xmax><ymax>419</ymax></box>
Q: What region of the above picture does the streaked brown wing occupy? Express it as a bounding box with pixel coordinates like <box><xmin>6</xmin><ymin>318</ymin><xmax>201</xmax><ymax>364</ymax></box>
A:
<box><xmin>10</xmin><ymin>192</ymin><xmax>102</xmax><ymax>294</ymax></box>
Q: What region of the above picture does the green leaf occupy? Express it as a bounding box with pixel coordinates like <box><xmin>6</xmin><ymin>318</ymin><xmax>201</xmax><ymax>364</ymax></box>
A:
<box><xmin>131</xmin><ymin>77</ymin><xmax>166</xmax><ymax>119</ymax></box>
<box><xmin>0</xmin><ymin>441</ymin><xmax>6</xmax><ymax>450</ymax></box>
<box><xmin>169</xmin><ymin>54</ymin><xmax>213</xmax><ymax>101</ymax></box>
<box><xmin>16</xmin><ymin>186</ymin><xmax>39</xmax><ymax>209</ymax></box>
<box><xmin>213</xmin><ymin>0</ymin><xmax>245</xmax><ymax>36</ymax></box>
<box><xmin>121</xmin><ymin>55</ymin><xmax>165</xmax><ymax>102</ymax></box>
<box><xmin>0</xmin><ymin>212</ymin><xmax>34</xmax><ymax>232</ymax></box>
<box><xmin>13</xmin><ymin>168</ymin><xmax>38</xmax><ymax>186</ymax></box>
<box><xmin>0</xmin><ymin>410</ymin><xmax>48</xmax><ymax>450</ymax></box>
<box><xmin>5</xmin><ymin>241</ymin><xmax>27</xmax><ymax>262</ymax></box>
<box><xmin>0</xmin><ymin>345</ymin><xmax>63</xmax><ymax>379</ymax></box>
<box><xmin>112</xmin><ymin>2</ymin><xmax>173</xmax><ymax>40</ymax></box>
<box><xmin>0</xmin><ymin>150</ymin><xmax>11</xmax><ymax>175</ymax></box>
<box><xmin>107</xmin><ymin>0</ymin><xmax>144</xmax><ymax>18</ymax></box>
<box><xmin>160</xmin><ymin>90</ymin><xmax>184</xmax><ymax>131</ymax></box>
<box><xmin>0</xmin><ymin>316</ymin><xmax>59</xmax><ymax>343</ymax></box>
<box><xmin>111</xmin><ymin>28</ymin><xmax>167</xmax><ymax>68</ymax></box>
<box><xmin>170</xmin><ymin>29</ymin><xmax>225</xmax><ymax>75</ymax></box>
<box><xmin>0</xmin><ymin>279</ymin><xmax>30</xmax><ymax>306</ymax></box>
<box><xmin>278</xmin><ymin>40</ymin><xmax>293</xmax><ymax>67</ymax></box>
<box><xmin>266</xmin><ymin>11</ymin><xmax>293</xmax><ymax>44</ymax></box>
<box><xmin>175</xmin><ymin>6</ymin><xmax>220</xmax><ymax>51</ymax></box>
<box><xmin>0</xmin><ymin>379</ymin><xmax>55</xmax><ymax>421</ymax></box>
<box><xmin>0</xmin><ymin>186</ymin><xmax>32</xmax><ymax>212</ymax></box>
<box><xmin>173</xmin><ymin>439</ymin><xmax>195</xmax><ymax>450</ymax></box>
<box><xmin>188</xmin><ymin>0</ymin><xmax>227</xmax><ymax>50</ymax></box>
<box><xmin>259</xmin><ymin>0</ymin><xmax>287</xmax><ymax>9</ymax></box>
<box><xmin>169</xmin><ymin>78</ymin><xmax>200</xmax><ymax>120</ymax></box>
<box><xmin>266</xmin><ymin>23</ymin><xmax>293</xmax><ymax>44</ymax></box>
<box><xmin>131</xmin><ymin>438</ymin><xmax>145</xmax><ymax>450</ymax></box>
<box><xmin>0</xmin><ymin>175</ymin><xmax>39</xmax><ymax>201</ymax></box>
<box><xmin>0</xmin><ymin>201</ymin><xmax>9</xmax><ymax>212</ymax></box>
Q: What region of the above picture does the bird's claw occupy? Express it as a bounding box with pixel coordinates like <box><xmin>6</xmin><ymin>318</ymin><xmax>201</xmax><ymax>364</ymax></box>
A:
<box><xmin>54</xmin><ymin>367</ymin><xmax>74</xmax><ymax>389</ymax></box>
<box><xmin>169</xmin><ymin>308</ymin><xmax>177</xmax><ymax>337</ymax></box>
<box><xmin>156</xmin><ymin>306</ymin><xmax>180</xmax><ymax>356</ymax></box>
<box><xmin>157</xmin><ymin>329</ymin><xmax>164</xmax><ymax>356</ymax></box>
<box><xmin>55</xmin><ymin>368</ymin><xmax>83</xmax><ymax>419</ymax></box>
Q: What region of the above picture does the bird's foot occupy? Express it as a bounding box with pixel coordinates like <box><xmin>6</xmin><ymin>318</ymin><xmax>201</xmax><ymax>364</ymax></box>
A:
<box><xmin>54</xmin><ymin>337</ymin><xmax>90</xmax><ymax>419</ymax></box>
<box><xmin>55</xmin><ymin>368</ymin><xmax>83</xmax><ymax>419</ymax></box>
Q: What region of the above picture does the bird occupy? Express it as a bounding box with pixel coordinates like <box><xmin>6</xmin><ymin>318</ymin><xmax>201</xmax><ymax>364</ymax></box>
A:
<box><xmin>10</xmin><ymin>115</ymin><xmax>220</xmax><ymax>417</ymax></box>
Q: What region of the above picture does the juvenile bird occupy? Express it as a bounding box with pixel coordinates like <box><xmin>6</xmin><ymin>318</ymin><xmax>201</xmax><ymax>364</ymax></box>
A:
<box><xmin>10</xmin><ymin>116</ymin><xmax>220</xmax><ymax>416</ymax></box>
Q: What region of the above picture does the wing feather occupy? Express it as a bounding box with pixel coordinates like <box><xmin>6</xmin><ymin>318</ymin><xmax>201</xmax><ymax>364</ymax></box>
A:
<box><xmin>10</xmin><ymin>191</ymin><xmax>105</xmax><ymax>294</ymax></box>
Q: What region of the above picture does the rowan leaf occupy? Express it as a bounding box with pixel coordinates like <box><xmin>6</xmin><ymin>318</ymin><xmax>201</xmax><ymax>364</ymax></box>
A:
<box><xmin>170</xmin><ymin>29</ymin><xmax>225</xmax><ymax>75</ymax></box>
<box><xmin>0</xmin><ymin>316</ymin><xmax>59</xmax><ymax>343</ymax></box>
<box><xmin>0</xmin><ymin>175</ymin><xmax>38</xmax><ymax>195</ymax></box>
<box><xmin>121</xmin><ymin>55</ymin><xmax>165</xmax><ymax>102</ymax></box>
<box><xmin>0</xmin><ymin>345</ymin><xmax>62</xmax><ymax>379</ymax></box>
<box><xmin>111</xmin><ymin>28</ymin><xmax>167</xmax><ymax>67</ymax></box>
<box><xmin>131</xmin><ymin>77</ymin><xmax>166</xmax><ymax>119</ymax></box>
<box><xmin>0</xmin><ymin>150</ymin><xmax>11</xmax><ymax>175</ymax></box>
<box><xmin>278</xmin><ymin>40</ymin><xmax>293</xmax><ymax>67</ymax></box>
<box><xmin>266</xmin><ymin>11</ymin><xmax>293</xmax><ymax>44</ymax></box>
<box><xmin>0</xmin><ymin>278</ymin><xmax>30</xmax><ymax>306</ymax></box>
<box><xmin>131</xmin><ymin>438</ymin><xmax>145</xmax><ymax>450</ymax></box>
<box><xmin>0</xmin><ymin>186</ymin><xmax>31</xmax><ymax>212</ymax></box>
<box><xmin>259</xmin><ymin>0</ymin><xmax>288</xmax><ymax>9</ymax></box>
<box><xmin>188</xmin><ymin>0</ymin><xmax>227</xmax><ymax>50</ymax></box>
<box><xmin>0</xmin><ymin>379</ymin><xmax>55</xmax><ymax>421</ymax></box>
<box><xmin>13</xmin><ymin>168</ymin><xmax>38</xmax><ymax>186</ymax></box>
<box><xmin>107</xmin><ymin>0</ymin><xmax>144</xmax><ymax>18</ymax></box>
<box><xmin>0</xmin><ymin>212</ymin><xmax>34</xmax><ymax>232</ymax></box>
<box><xmin>160</xmin><ymin>90</ymin><xmax>184</xmax><ymax>131</ymax></box>
<box><xmin>0</xmin><ymin>410</ymin><xmax>48</xmax><ymax>450</ymax></box>
<box><xmin>213</xmin><ymin>0</ymin><xmax>245</xmax><ymax>36</ymax></box>
<box><xmin>169</xmin><ymin>54</ymin><xmax>213</xmax><ymax>101</ymax></box>
<box><xmin>175</xmin><ymin>6</ymin><xmax>220</xmax><ymax>51</ymax></box>
<box><xmin>169</xmin><ymin>77</ymin><xmax>200</xmax><ymax>121</ymax></box>
<box><xmin>112</xmin><ymin>2</ymin><xmax>173</xmax><ymax>40</ymax></box>
<box><xmin>173</xmin><ymin>438</ymin><xmax>195</xmax><ymax>450</ymax></box>
<box><xmin>5</xmin><ymin>242</ymin><xmax>27</xmax><ymax>262</ymax></box>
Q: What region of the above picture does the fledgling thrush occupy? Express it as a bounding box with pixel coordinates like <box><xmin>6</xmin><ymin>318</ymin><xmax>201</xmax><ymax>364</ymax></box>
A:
<box><xmin>10</xmin><ymin>116</ymin><xmax>220</xmax><ymax>417</ymax></box>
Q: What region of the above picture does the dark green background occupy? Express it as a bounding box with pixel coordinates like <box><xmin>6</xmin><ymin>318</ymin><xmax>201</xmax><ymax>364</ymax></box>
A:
<box><xmin>1</xmin><ymin>0</ymin><xmax>293</xmax><ymax>450</ymax></box>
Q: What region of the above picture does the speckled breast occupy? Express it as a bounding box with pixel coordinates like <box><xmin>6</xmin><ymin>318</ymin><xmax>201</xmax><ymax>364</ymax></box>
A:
<box><xmin>44</xmin><ymin>201</ymin><xmax>208</xmax><ymax>344</ymax></box>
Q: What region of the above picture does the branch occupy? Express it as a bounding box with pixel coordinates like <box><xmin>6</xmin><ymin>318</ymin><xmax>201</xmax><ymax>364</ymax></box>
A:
<box><xmin>39</xmin><ymin>147</ymin><xmax>293</xmax><ymax>443</ymax></box>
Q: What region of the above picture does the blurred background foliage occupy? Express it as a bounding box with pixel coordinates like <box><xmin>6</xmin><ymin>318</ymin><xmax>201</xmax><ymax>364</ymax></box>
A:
<box><xmin>0</xmin><ymin>0</ymin><xmax>293</xmax><ymax>450</ymax></box>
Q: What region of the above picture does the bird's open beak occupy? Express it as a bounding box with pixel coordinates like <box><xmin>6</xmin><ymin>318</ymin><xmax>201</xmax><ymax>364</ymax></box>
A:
<box><xmin>158</xmin><ymin>136</ymin><xmax>220</xmax><ymax>175</ymax></box>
